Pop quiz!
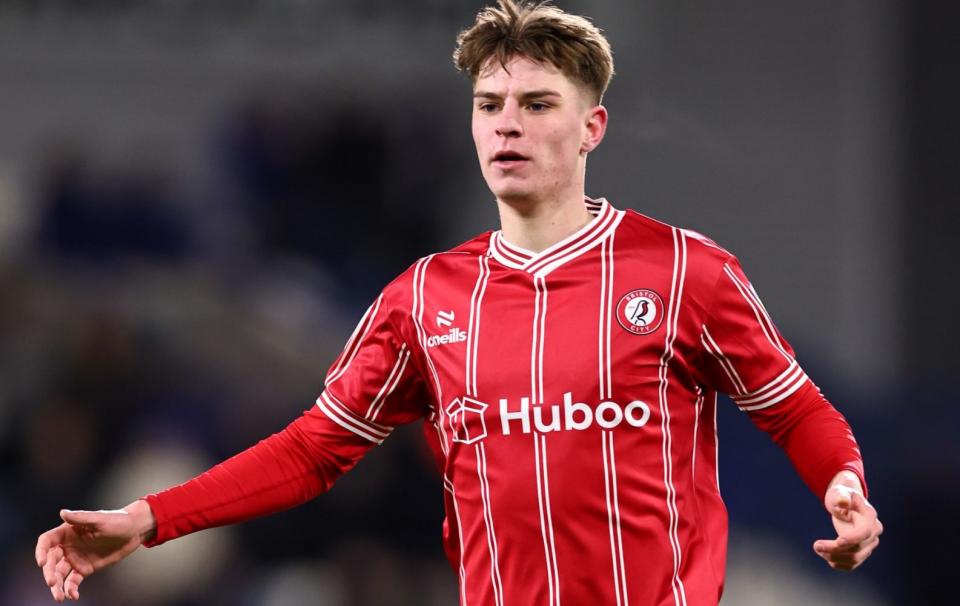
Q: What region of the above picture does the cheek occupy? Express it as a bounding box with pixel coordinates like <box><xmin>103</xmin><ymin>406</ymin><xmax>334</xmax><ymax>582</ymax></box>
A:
<box><xmin>471</xmin><ymin>120</ymin><xmax>482</xmax><ymax>149</ymax></box>
<box><xmin>545</xmin><ymin>125</ymin><xmax>584</xmax><ymax>165</ymax></box>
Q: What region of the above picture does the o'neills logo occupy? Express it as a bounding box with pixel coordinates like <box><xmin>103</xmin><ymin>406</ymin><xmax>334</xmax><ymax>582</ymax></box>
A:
<box><xmin>616</xmin><ymin>289</ymin><xmax>664</xmax><ymax>335</ymax></box>
<box><xmin>500</xmin><ymin>393</ymin><xmax>651</xmax><ymax>435</ymax></box>
<box><xmin>427</xmin><ymin>327</ymin><xmax>468</xmax><ymax>348</ymax></box>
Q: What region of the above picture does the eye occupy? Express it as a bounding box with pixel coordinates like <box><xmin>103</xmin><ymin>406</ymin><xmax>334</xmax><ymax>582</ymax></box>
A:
<box><xmin>478</xmin><ymin>103</ymin><xmax>499</xmax><ymax>113</ymax></box>
<box><xmin>528</xmin><ymin>102</ymin><xmax>549</xmax><ymax>112</ymax></box>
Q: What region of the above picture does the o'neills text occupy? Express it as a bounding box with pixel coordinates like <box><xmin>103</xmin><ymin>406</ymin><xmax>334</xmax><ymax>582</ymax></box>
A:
<box><xmin>427</xmin><ymin>328</ymin><xmax>468</xmax><ymax>347</ymax></box>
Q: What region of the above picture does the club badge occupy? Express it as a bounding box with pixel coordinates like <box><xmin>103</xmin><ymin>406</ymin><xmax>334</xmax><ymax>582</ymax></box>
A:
<box><xmin>616</xmin><ymin>289</ymin><xmax>665</xmax><ymax>335</ymax></box>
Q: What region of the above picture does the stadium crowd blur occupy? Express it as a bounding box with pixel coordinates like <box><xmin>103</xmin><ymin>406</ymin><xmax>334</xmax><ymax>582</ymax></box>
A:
<box><xmin>1</xmin><ymin>1</ymin><xmax>957</xmax><ymax>605</ymax></box>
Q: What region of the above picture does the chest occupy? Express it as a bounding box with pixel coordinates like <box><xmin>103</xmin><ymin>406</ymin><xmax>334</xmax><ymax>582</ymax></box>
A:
<box><xmin>416</xmin><ymin>249</ymin><xmax>701</xmax><ymax>407</ymax></box>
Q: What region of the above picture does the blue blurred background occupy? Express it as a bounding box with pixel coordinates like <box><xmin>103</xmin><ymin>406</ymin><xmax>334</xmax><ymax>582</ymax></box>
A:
<box><xmin>1</xmin><ymin>1</ymin><xmax>956</xmax><ymax>604</ymax></box>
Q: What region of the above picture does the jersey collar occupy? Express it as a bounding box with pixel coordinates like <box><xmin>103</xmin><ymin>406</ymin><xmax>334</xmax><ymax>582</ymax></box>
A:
<box><xmin>488</xmin><ymin>197</ymin><xmax>624</xmax><ymax>277</ymax></box>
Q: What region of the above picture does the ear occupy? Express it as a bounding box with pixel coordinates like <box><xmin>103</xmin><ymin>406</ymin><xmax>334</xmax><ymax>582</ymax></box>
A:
<box><xmin>580</xmin><ymin>104</ymin><xmax>608</xmax><ymax>154</ymax></box>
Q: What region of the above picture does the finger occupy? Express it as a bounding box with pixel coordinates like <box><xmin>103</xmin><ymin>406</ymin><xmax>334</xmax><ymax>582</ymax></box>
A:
<box><xmin>36</xmin><ymin>526</ymin><xmax>66</xmax><ymax>567</ymax></box>
<box><xmin>50</xmin><ymin>576</ymin><xmax>65</xmax><ymax>602</ymax></box>
<box><xmin>838</xmin><ymin>513</ymin><xmax>880</xmax><ymax>545</ymax></box>
<box><xmin>55</xmin><ymin>557</ymin><xmax>72</xmax><ymax>581</ymax></box>
<box><xmin>64</xmin><ymin>569</ymin><xmax>84</xmax><ymax>601</ymax></box>
<box><xmin>813</xmin><ymin>538</ymin><xmax>845</xmax><ymax>553</ymax></box>
<box><xmin>837</xmin><ymin>526</ymin><xmax>872</xmax><ymax>546</ymax></box>
<box><xmin>814</xmin><ymin>538</ymin><xmax>862</xmax><ymax>557</ymax></box>
<box><xmin>817</xmin><ymin>536</ymin><xmax>880</xmax><ymax>568</ymax></box>
<box><xmin>43</xmin><ymin>546</ymin><xmax>64</xmax><ymax>587</ymax></box>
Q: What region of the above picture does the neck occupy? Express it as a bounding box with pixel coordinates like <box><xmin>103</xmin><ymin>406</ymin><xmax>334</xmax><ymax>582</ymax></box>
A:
<box><xmin>497</xmin><ymin>190</ymin><xmax>593</xmax><ymax>253</ymax></box>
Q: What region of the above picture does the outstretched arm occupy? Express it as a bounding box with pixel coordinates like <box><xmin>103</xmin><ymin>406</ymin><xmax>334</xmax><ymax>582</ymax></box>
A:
<box><xmin>35</xmin><ymin>500</ymin><xmax>156</xmax><ymax>602</ymax></box>
<box><xmin>814</xmin><ymin>470</ymin><xmax>883</xmax><ymax>571</ymax></box>
<box><xmin>34</xmin><ymin>404</ymin><xmax>377</xmax><ymax>601</ymax></box>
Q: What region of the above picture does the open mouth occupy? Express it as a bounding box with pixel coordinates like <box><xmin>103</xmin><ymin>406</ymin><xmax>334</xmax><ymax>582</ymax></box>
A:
<box><xmin>492</xmin><ymin>151</ymin><xmax>529</xmax><ymax>165</ymax></box>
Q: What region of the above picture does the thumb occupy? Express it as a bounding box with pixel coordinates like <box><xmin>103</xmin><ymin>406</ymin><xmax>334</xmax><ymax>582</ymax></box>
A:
<box><xmin>60</xmin><ymin>509</ymin><xmax>105</xmax><ymax>527</ymax></box>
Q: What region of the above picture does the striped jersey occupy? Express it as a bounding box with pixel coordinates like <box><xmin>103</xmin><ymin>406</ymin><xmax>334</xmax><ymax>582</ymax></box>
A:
<box><xmin>317</xmin><ymin>197</ymin><xmax>819</xmax><ymax>606</ymax></box>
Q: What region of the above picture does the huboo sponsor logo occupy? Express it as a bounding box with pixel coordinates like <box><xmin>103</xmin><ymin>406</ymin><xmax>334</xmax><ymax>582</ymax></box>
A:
<box><xmin>446</xmin><ymin>393</ymin><xmax>652</xmax><ymax>443</ymax></box>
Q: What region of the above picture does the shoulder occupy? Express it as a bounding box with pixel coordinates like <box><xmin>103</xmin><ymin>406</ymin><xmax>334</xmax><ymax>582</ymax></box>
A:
<box><xmin>380</xmin><ymin>231</ymin><xmax>493</xmax><ymax>302</ymax></box>
<box><xmin>619</xmin><ymin>209</ymin><xmax>734</xmax><ymax>268</ymax></box>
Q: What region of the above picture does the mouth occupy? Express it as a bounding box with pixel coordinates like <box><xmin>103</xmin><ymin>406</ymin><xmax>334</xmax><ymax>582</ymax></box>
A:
<box><xmin>492</xmin><ymin>150</ymin><xmax>530</xmax><ymax>168</ymax></box>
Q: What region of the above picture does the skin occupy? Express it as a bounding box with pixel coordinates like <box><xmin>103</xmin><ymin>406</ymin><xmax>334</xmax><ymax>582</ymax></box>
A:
<box><xmin>816</xmin><ymin>470</ymin><xmax>884</xmax><ymax>571</ymax></box>
<box><xmin>35</xmin><ymin>53</ymin><xmax>883</xmax><ymax>603</ymax></box>
<box><xmin>472</xmin><ymin>55</ymin><xmax>608</xmax><ymax>253</ymax></box>
<box><xmin>35</xmin><ymin>501</ymin><xmax>155</xmax><ymax>602</ymax></box>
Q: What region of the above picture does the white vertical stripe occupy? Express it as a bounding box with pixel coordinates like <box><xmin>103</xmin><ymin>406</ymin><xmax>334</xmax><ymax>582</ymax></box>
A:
<box><xmin>540</xmin><ymin>434</ymin><xmax>561</xmax><ymax>605</ymax></box>
<box><xmin>411</xmin><ymin>256</ymin><xmax>448</xmax><ymax>451</ymax></box>
<box><xmin>445</xmin><ymin>476</ymin><xmax>469</xmax><ymax>606</ymax></box>
<box><xmin>713</xmin><ymin>393</ymin><xmax>720</xmax><ymax>492</ymax></box>
<box><xmin>537</xmin><ymin>277</ymin><xmax>547</xmax><ymax>404</ymax></box>
<box><xmin>531</xmin><ymin>278</ymin><xmax>542</xmax><ymax>405</ymax></box>
<box><xmin>473</xmin><ymin>257</ymin><xmax>490</xmax><ymax>395</ymax></box>
<box><xmin>722</xmin><ymin>265</ymin><xmax>792</xmax><ymax>362</ymax></box>
<box><xmin>610</xmin><ymin>436</ymin><xmax>628</xmax><ymax>605</ymax></box>
<box><xmin>326</xmin><ymin>294</ymin><xmax>383</xmax><ymax>386</ymax></box>
<box><xmin>605</xmin><ymin>233</ymin><xmax>615</xmax><ymax>398</ymax></box>
<box><xmin>701</xmin><ymin>325</ymin><xmax>748</xmax><ymax>395</ymax></box>
<box><xmin>450</xmin><ymin>482</ymin><xmax>467</xmax><ymax>606</ymax></box>
<box><xmin>602</xmin><ymin>432</ymin><xmax>622</xmax><ymax>606</ymax></box>
<box><xmin>533</xmin><ymin>433</ymin><xmax>555</xmax><ymax>606</ymax></box>
<box><xmin>534</xmin><ymin>433</ymin><xmax>561</xmax><ymax>606</ymax></box>
<box><xmin>691</xmin><ymin>387</ymin><xmax>704</xmax><ymax>479</ymax></box>
<box><xmin>598</xmin><ymin>239</ymin><xmax>608</xmax><ymax>399</ymax></box>
<box><xmin>657</xmin><ymin>228</ymin><xmax>688</xmax><ymax>606</ymax></box>
<box><xmin>466</xmin><ymin>255</ymin><xmax>490</xmax><ymax>397</ymax></box>
<box><xmin>476</xmin><ymin>443</ymin><xmax>504</xmax><ymax>606</ymax></box>
<box><xmin>530</xmin><ymin>276</ymin><xmax>559</xmax><ymax>605</ymax></box>
<box><xmin>748</xmin><ymin>280</ymin><xmax>787</xmax><ymax>351</ymax></box>
<box><xmin>366</xmin><ymin>345</ymin><xmax>410</xmax><ymax>420</ymax></box>
<box><xmin>599</xmin><ymin>236</ymin><xmax>626</xmax><ymax>604</ymax></box>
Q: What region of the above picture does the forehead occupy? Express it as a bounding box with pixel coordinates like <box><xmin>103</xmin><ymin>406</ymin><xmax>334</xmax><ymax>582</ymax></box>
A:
<box><xmin>474</xmin><ymin>55</ymin><xmax>580</xmax><ymax>96</ymax></box>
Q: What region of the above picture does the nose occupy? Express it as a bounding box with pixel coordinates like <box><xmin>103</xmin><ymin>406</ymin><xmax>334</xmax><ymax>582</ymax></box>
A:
<box><xmin>495</xmin><ymin>103</ymin><xmax>523</xmax><ymax>138</ymax></box>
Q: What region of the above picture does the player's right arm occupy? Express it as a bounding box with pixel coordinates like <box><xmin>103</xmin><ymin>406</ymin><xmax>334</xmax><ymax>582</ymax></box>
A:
<box><xmin>35</xmin><ymin>403</ymin><xmax>376</xmax><ymax>602</ymax></box>
<box><xmin>36</xmin><ymin>273</ymin><xmax>431</xmax><ymax>601</ymax></box>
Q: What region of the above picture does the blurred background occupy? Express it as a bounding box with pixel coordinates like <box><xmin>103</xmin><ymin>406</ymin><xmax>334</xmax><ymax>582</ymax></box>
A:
<box><xmin>1</xmin><ymin>0</ymin><xmax>956</xmax><ymax>604</ymax></box>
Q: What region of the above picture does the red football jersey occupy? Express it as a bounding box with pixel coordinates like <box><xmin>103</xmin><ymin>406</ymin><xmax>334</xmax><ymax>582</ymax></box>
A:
<box><xmin>144</xmin><ymin>197</ymin><xmax>865</xmax><ymax>606</ymax></box>
<box><xmin>315</xmin><ymin>197</ymin><xmax>842</xmax><ymax>606</ymax></box>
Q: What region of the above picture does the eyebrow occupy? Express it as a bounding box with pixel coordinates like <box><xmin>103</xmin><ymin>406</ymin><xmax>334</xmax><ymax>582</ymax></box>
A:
<box><xmin>473</xmin><ymin>89</ymin><xmax>563</xmax><ymax>101</ymax></box>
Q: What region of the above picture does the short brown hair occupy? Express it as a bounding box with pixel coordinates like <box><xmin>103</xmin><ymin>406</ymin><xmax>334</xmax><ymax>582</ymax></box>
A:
<box><xmin>453</xmin><ymin>0</ymin><xmax>614</xmax><ymax>104</ymax></box>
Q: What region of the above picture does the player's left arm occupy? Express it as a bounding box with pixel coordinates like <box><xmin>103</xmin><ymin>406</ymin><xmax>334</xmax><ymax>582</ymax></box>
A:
<box><xmin>693</xmin><ymin>253</ymin><xmax>882</xmax><ymax>571</ymax></box>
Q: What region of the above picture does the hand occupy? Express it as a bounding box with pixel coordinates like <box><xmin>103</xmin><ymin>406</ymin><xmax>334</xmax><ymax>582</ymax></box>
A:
<box><xmin>813</xmin><ymin>471</ymin><xmax>883</xmax><ymax>571</ymax></box>
<box><xmin>35</xmin><ymin>500</ymin><xmax>157</xmax><ymax>602</ymax></box>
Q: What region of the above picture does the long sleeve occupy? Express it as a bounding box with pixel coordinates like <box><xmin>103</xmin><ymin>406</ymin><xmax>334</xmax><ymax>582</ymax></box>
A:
<box><xmin>143</xmin><ymin>405</ymin><xmax>376</xmax><ymax>546</ymax></box>
<box><xmin>695</xmin><ymin>255</ymin><xmax>867</xmax><ymax>500</ymax></box>
<box><xmin>143</xmin><ymin>279</ymin><xmax>432</xmax><ymax>546</ymax></box>
<box><xmin>746</xmin><ymin>380</ymin><xmax>867</xmax><ymax>499</ymax></box>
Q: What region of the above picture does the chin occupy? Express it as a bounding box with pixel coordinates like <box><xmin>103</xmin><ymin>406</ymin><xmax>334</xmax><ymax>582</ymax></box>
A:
<box><xmin>489</xmin><ymin>180</ymin><xmax>535</xmax><ymax>203</ymax></box>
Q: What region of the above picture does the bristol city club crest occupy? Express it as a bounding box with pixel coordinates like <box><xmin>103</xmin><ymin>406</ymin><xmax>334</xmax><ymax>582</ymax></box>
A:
<box><xmin>616</xmin><ymin>289</ymin><xmax>665</xmax><ymax>335</ymax></box>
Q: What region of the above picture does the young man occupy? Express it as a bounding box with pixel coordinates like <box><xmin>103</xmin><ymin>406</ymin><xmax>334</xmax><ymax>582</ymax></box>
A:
<box><xmin>36</xmin><ymin>1</ymin><xmax>882</xmax><ymax>604</ymax></box>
